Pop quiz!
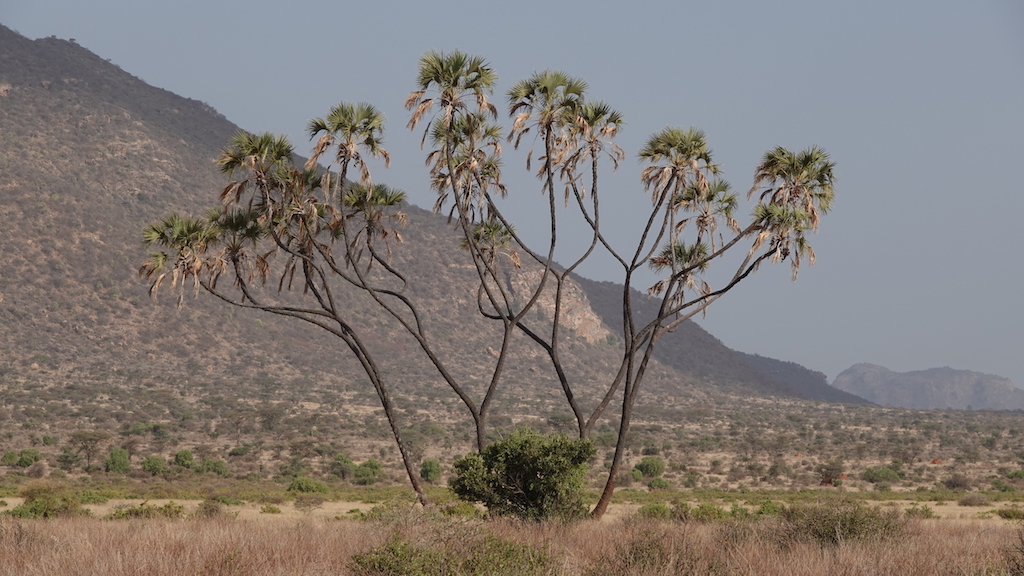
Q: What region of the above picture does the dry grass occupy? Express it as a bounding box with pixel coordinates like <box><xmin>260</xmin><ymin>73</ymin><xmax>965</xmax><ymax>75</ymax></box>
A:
<box><xmin>0</xmin><ymin>510</ymin><xmax>1021</xmax><ymax>576</ymax></box>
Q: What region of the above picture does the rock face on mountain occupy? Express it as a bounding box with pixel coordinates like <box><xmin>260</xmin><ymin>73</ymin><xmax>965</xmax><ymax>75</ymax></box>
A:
<box><xmin>0</xmin><ymin>24</ymin><xmax>847</xmax><ymax>416</ymax></box>
<box><xmin>832</xmin><ymin>364</ymin><xmax>1023</xmax><ymax>410</ymax></box>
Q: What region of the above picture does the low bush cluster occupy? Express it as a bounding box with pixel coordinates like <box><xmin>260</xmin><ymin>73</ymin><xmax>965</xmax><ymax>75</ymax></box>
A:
<box><xmin>779</xmin><ymin>501</ymin><xmax>907</xmax><ymax>547</ymax></box>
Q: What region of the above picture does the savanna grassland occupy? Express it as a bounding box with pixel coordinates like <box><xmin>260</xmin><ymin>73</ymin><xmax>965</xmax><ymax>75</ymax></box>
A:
<box><xmin>1</xmin><ymin>504</ymin><xmax>1022</xmax><ymax>576</ymax></box>
<box><xmin>6</xmin><ymin>25</ymin><xmax>1024</xmax><ymax>575</ymax></box>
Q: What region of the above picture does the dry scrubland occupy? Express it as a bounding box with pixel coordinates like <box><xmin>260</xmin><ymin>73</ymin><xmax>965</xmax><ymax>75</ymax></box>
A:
<box><xmin>1</xmin><ymin>511</ymin><xmax>1022</xmax><ymax>576</ymax></box>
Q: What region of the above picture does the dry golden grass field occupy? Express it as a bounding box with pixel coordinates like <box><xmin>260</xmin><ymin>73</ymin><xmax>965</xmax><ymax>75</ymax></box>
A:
<box><xmin>1</xmin><ymin>503</ymin><xmax>1023</xmax><ymax>575</ymax></box>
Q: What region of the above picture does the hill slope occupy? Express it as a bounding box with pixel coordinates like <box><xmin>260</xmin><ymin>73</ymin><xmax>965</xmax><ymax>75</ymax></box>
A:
<box><xmin>0</xmin><ymin>24</ymin><xmax>855</xmax><ymax>434</ymax></box>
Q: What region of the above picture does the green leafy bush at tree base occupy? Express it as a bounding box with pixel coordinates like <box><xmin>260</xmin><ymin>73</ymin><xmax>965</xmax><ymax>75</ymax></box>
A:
<box><xmin>448</xmin><ymin>427</ymin><xmax>596</xmax><ymax>521</ymax></box>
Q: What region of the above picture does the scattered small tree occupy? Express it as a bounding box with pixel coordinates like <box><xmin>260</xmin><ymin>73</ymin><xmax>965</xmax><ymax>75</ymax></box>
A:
<box><xmin>104</xmin><ymin>447</ymin><xmax>131</xmax><ymax>474</ymax></box>
<box><xmin>68</xmin><ymin>431</ymin><xmax>111</xmax><ymax>469</ymax></box>
<box><xmin>140</xmin><ymin>454</ymin><xmax>168</xmax><ymax>476</ymax></box>
<box><xmin>634</xmin><ymin>456</ymin><xmax>666</xmax><ymax>478</ymax></box>
<box><xmin>420</xmin><ymin>459</ymin><xmax>442</xmax><ymax>483</ymax></box>
<box><xmin>173</xmin><ymin>449</ymin><xmax>195</xmax><ymax>469</ymax></box>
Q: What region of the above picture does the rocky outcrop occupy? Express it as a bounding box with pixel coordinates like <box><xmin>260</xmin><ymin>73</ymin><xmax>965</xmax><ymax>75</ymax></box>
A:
<box><xmin>832</xmin><ymin>363</ymin><xmax>1023</xmax><ymax>410</ymax></box>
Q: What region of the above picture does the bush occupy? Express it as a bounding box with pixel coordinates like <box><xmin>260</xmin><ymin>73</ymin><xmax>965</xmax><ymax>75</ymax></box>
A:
<box><xmin>943</xmin><ymin>474</ymin><xmax>972</xmax><ymax>490</ymax></box>
<box><xmin>7</xmin><ymin>481</ymin><xmax>84</xmax><ymax>518</ymax></box>
<box><xmin>16</xmin><ymin>449</ymin><xmax>42</xmax><ymax>468</ymax></box>
<box><xmin>449</xmin><ymin>427</ymin><xmax>596</xmax><ymax>521</ymax></box>
<box><xmin>260</xmin><ymin>504</ymin><xmax>282</xmax><ymax>514</ymax></box>
<box><xmin>140</xmin><ymin>454</ymin><xmax>168</xmax><ymax>476</ymax></box>
<box><xmin>862</xmin><ymin>466</ymin><xmax>901</xmax><ymax>483</ymax></box>
<box><xmin>637</xmin><ymin>502</ymin><xmax>673</xmax><ymax>520</ymax></box>
<box><xmin>905</xmin><ymin>504</ymin><xmax>938</xmax><ymax>519</ymax></box>
<box><xmin>634</xmin><ymin>456</ymin><xmax>665</xmax><ymax>478</ymax></box>
<box><xmin>0</xmin><ymin>451</ymin><xmax>17</xmax><ymax>465</ymax></box>
<box><xmin>173</xmin><ymin>450</ymin><xmax>194</xmax><ymax>469</ymax></box>
<box><xmin>287</xmin><ymin>476</ymin><xmax>329</xmax><ymax>494</ymax></box>
<box><xmin>104</xmin><ymin>448</ymin><xmax>131</xmax><ymax>474</ymax></box>
<box><xmin>197</xmin><ymin>458</ymin><xmax>231</xmax><ymax>476</ymax></box>
<box><xmin>353</xmin><ymin>459</ymin><xmax>385</xmax><ymax>485</ymax></box>
<box><xmin>329</xmin><ymin>454</ymin><xmax>355</xmax><ymax>480</ymax></box>
<box><xmin>193</xmin><ymin>499</ymin><xmax>226</xmax><ymax>519</ymax></box>
<box><xmin>420</xmin><ymin>459</ymin><xmax>442</xmax><ymax>483</ymax></box>
<box><xmin>647</xmin><ymin>478</ymin><xmax>671</xmax><ymax>490</ymax></box>
<box><xmin>107</xmin><ymin>501</ymin><xmax>185</xmax><ymax>520</ymax></box>
<box><xmin>351</xmin><ymin>534</ymin><xmax>550</xmax><ymax>576</ymax></box>
<box><xmin>997</xmin><ymin>505</ymin><xmax>1024</xmax><ymax>520</ymax></box>
<box><xmin>691</xmin><ymin>502</ymin><xmax>728</xmax><ymax>522</ymax></box>
<box><xmin>780</xmin><ymin>501</ymin><xmax>907</xmax><ymax>547</ymax></box>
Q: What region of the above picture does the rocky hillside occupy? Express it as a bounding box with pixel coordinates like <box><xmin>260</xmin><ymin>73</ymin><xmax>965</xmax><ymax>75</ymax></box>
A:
<box><xmin>832</xmin><ymin>363</ymin><xmax>1022</xmax><ymax>410</ymax></box>
<box><xmin>0</xmin><ymin>23</ymin><xmax>860</xmax><ymax>441</ymax></box>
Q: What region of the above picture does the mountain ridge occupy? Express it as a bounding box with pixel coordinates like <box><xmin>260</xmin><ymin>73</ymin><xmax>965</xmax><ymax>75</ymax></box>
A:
<box><xmin>0</xmin><ymin>24</ymin><xmax>862</xmax><ymax>418</ymax></box>
<box><xmin>832</xmin><ymin>363</ymin><xmax>1020</xmax><ymax>410</ymax></box>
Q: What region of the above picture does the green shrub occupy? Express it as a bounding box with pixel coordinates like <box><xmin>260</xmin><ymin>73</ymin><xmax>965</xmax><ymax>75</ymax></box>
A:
<box><xmin>996</xmin><ymin>505</ymin><xmax>1024</xmax><ymax>520</ymax></box>
<box><xmin>353</xmin><ymin>459</ymin><xmax>385</xmax><ymax>485</ymax></box>
<box><xmin>107</xmin><ymin>501</ymin><xmax>185</xmax><ymax>520</ymax></box>
<box><xmin>647</xmin><ymin>478</ymin><xmax>671</xmax><ymax>490</ymax></box>
<box><xmin>288</xmin><ymin>476</ymin><xmax>329</xmax><ymax>494</ymax></box>
<box><xmin>420</xmin><ymin>459</ymin><xmax>442</xmax><ymax>483</ymax></box>
<box><xmin>78</xmin><ymin>490</ymin><xmax>108</xmax><ymax>504</ymax></box>
<box><xmin>140</xmin><ymin>455</ymin><xmax>168</xmax><ymax>476</ymax></box>
<box><xmin>261</xmin><ymin>504</ymin><xmax>282</xmax><ymax>514</ymax></box>
<box><xmin>637</xmin><ymin>502</ymin><xmax>673</xmax><ymax>520</ymax></box>
<box><xmin>634</xmin><ymin>456</ymin><xmax>665</xmax><ymax>478</ymax></box>
<box><xmin>7</xmin><ymin>481</ymin><xmax>84</xmax><ymax>518</ymax></box>
<box><xmin>16</xmin><ymin>449</ymin><xmax>42</xmax><ymax>468</ymax></box>
<box><xmin>755</xmin><ymin>500</ymin><xmax>784</xmax><ymax>516</ymax></box>
<box><xmin>173</xmin><ymin>450</ymin><xmax>194</xmax><ymax>469</ymax></box>
<box><xmin>193</xmin><ymin>499</ymin><xmax>226</xmax><ymax>519</ymax></box>
<box><xmin>104</xmin><ymin>448</ymin><xmax>131</xmax><ymax>474</ymax></box>
<box><xmin>449</xmin><ymin>427</ymin><xmax>596</xmax><ymax>521</ymax></box>
<box><xmin>329</xmin><ymin>454</ymin><xmax>355</xmax><ymax>480</ymax></box>
<box><xmin>862</xmin><ymin>466</ymin><xmax>902</xmax><ymax>483</ymax></box>
<box><xmin>0</xmin><ymin>451</ymin><xmax>17</xmax><ymax>465</ymax></box>
<box><xmin>691</xmin><ymin>502</ymin><xmax>728</xmax><ymax>522</ymax></box>
<box><xmin>197</xmin><ymin>458</ymin><xmax>231</xmax><ymax>477</ymax></box>
<box><xmin>780</xmin><ymin>501</ymin><xmax>907</xmax><ymax>547</ymax></box>
<box><xmin>905</xmin><ymin>504</ymin><xmax>938</xmax><ymax>519</ymax></box>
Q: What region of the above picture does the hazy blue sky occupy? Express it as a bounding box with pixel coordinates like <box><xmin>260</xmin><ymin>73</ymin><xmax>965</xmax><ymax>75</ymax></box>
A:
<box><xmin>4</xmin><ymin>0</ymin><xmax>1023</xmax><ymax>389</ymax></box>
